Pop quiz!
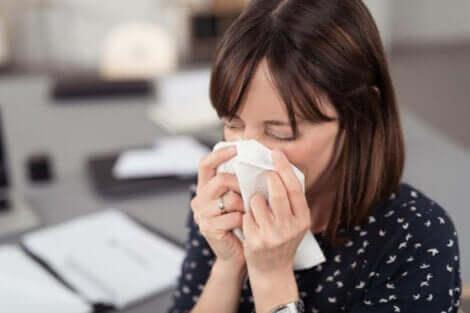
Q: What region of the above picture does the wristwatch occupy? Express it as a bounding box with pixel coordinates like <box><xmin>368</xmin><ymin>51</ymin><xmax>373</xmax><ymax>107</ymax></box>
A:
<box><xmin>268</xmin><ymin>298</ymin><xmax>304</xmax><ymax>313</ymax></box>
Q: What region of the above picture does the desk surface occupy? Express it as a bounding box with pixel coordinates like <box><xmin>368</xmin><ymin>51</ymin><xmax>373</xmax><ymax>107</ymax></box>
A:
<box><xmin>0</xmin><ymin>74</ymin><xmax>219</xmax><ymax>313</ymax></box>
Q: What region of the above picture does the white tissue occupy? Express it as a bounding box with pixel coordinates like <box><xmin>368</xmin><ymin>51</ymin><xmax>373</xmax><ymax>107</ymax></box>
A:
<box><xmin>213</xmin><ymin>140</ymin><xmax>325</xmax><ymax>270</ymax></box>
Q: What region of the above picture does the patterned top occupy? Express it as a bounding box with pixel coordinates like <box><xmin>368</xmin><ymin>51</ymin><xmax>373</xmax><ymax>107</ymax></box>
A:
<box><xmin>167</xmin><ymin>182</ymin><xmax>462</xmax><ymax>313</ymax></box>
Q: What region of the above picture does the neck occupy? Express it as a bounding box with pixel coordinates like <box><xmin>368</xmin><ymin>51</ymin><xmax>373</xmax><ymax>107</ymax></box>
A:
<box><xmin>307</xmin><ymin>188</ymin><xmax>335</xmax><ymax>234</ymax></box>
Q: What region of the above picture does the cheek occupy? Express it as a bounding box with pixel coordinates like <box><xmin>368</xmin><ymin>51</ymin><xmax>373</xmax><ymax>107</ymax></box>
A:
<box><xmin>282</xmin><ymin>133</ymin><xmax>338</xmax><ymax>183</ymax></box>
<box><xmin>223</xmin><ymin>128</ymin><xmax>241</xmax><ymax>141</ymax></box>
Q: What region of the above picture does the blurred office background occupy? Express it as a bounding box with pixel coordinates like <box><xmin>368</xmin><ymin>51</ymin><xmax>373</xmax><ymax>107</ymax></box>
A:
<box><xmin>0</xmin><ymin>0</ymin><xmax>468</xmax><ymax>312</ymax></box>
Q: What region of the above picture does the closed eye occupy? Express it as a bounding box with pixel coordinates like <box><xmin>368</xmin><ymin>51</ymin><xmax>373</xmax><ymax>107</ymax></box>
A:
<box><xmin>223</xmin><ymin>123</ymin><xmax>298</xmax><ymax>142</ymax></box>
<box><xmin>267</xmin><ymin>131</ymin><xmax>297</xmax><ymax>141</ymax></box>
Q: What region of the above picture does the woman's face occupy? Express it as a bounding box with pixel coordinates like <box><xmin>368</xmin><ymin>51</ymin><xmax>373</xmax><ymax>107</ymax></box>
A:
<box><xmin>222</xmin><ymin>60</ymin><xmax>342</xmax><ymax>195</ymax></box>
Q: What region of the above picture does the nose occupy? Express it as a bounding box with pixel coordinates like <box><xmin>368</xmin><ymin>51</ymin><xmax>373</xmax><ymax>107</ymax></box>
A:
<box><xmin>240</xmin><ymin>127</ymin><xmax>274</xmax><ymax>149</ymax></box>
<box><xmin>241</xmin><ymin>127</ymin><xmax>262</xmax><ymax>141</ymax></box>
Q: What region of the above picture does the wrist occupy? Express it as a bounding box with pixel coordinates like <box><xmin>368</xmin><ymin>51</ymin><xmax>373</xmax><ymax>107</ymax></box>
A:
<box><xmin>248</xmin><ymin>267</ymin><xmax>299</xmax><ymax>313</ymax></box>
<box><xmin>212</xmin><ymin>258</ymin><xmax>247</xmax><ymax>282</ymax></box>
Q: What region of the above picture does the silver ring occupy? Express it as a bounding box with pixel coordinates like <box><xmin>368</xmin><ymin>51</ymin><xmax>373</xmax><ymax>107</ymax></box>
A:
<box><xmin>218</xmin><ymin>196</ymin><xmax>226</xmax><ymax>213</ymax></box>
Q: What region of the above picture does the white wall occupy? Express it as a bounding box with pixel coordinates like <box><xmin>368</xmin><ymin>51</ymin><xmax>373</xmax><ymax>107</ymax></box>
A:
<box><xmin>392</xmin><ymin>0</ymin><xmax>470</xmax><ymax>45</ymax></box>
<box><xmin>364</xmin><ymin>0</ymin><xmax>470</xmax><ymax>47</ymax></box>
<box><xmin>362</xmin><ymin>0</ymin><xmax>393</xmax><ymax>49</ymax></box>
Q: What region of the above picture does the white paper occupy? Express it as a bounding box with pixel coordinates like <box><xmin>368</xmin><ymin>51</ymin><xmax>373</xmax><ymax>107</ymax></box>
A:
<box><xmin>22</xmin><ymin>210</ymin><xmax>185</xmax><ymax>309</ymax></box>
<box><xmin>147</xmin><ymin>68</ymin><xmax>221</xmax><ymax>133</ymax></box>
<box><xmin>113</xmin><ymin>136</ymin><xmax>210</xmax><ymax>179</ymax></box>
<box><xmin>0</xmin><ymin>245</ymin><xmax>91</xmax><ymax>313</ymax></box>
<box><xmin>214</xmin><ymin>140</ymin><xmax>326</xmax><ymax>270</ymax></box>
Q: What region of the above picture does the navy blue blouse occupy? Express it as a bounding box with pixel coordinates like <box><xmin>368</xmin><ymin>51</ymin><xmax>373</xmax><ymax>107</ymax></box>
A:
<box><xmin>167</xmin><ymin>182</ymin><xmax>462</xmax><ymax>313</ymax></box>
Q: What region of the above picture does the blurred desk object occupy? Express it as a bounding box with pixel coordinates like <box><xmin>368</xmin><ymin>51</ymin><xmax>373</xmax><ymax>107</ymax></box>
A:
<box><xmin>147</xmin><ymin>68</ymin><xmax>220</xmax><ymax>133</ymax></box>
<box><xmin>0</xmin><ymin>106</ymin><xmax>40</xmax><ymax>237</ymax></box>
<box><xmin>0</xmin><ymin>72</ymin><xmax>221</xmax><ymax>312</ymax></box>
<box><xmin>22</xmin><ymin>209</ymin><xmax>186</xmax><ymax>310</ymax></box>
<box><xmin>0</xmin><ymin>13</ymin><xmax>10</xmax><ymax>71</ymax></box>
<box><xmin>100</xmin><ymin>23</ymin><xmax>178</xmax><ymax>81</ymax></box>
<box><xmin>88</xmin><ymin>135</ymin><xmax>210</xmax><ymax>198</ymax></box>
<box><xmin>51</xmin><ymin>76</ymin><xmax>155</xmax><ymax>100</ymax></box>
<box><xmin>88</xmin><ymin>153</ymin><xmax>196</xmax><ymax>199</ymax></box>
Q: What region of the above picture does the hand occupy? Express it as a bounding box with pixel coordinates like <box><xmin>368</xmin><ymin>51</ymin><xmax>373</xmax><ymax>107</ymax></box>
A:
<box><xmin>242</xmin><ymin>149</ymin><xmax>312</xmax><ymax>276</ymax></box>
<box><xmin>190</xmin><ymin>145</ymin><xmax>246</xmax><ymax>267</ymax></box>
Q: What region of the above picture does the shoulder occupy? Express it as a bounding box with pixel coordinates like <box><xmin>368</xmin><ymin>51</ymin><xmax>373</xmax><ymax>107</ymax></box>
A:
<box><xmin>369</xmin><ymin>182</ymin><xmax>458</xmax><ymax>242</ymax></box>
<box><xmin>346</xmin><ymin>183</ymin><xmax>462</xmax><ymax>311</ymax></box>
<box><xmin>345</xmin><ymin>181</ymin><xmax>461</xmax><ymax>273</ymax></box>
<box><xmin>355</xmin><ymin>181</ymin><xmax>460</xmax><ymax>278</ymax></box>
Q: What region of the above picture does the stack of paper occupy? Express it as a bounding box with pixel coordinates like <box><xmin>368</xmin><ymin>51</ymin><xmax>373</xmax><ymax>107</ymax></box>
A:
<box><xmin>112</xmin><ymin>136</ymin><xmax>210</xmax><ymax>179</ymax></box>
<box><xmin>22</xmin><ymin>210</ymin><xmax>185</xmax><ymax>310</ymax></box>
<box><xmin>147</xmin><ymin>68</ymin><xmax>221</xmax><ymax>133</ymax></box>
<box><xmin>0</xmin><ymin>245</ymin><xmax>91</xmax><ymax>313</ymax></box>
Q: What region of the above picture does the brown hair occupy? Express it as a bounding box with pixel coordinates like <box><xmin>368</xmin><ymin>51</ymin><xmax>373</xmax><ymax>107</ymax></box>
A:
<box><xmin>209</xmin><ymin>0</ymin><xmax>405</xmax><ymax>246</ymax></box>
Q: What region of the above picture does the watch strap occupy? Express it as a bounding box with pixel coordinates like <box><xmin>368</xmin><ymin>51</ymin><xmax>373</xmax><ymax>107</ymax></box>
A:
<box><xmin>269</xmin><ymin>298</ymin><xmax>305</xmax><ymax>313</ymax></box>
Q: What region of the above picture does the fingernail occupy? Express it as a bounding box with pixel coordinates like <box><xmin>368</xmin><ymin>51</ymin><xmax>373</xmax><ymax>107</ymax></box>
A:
<box><xmin>272</xmin><ymin>149</ymin><xmax>283</xmax><ymax>162</ymax></box>
<box><xmin>228</xmin><ymin>146</ymin><xmax>237</xmax><ymax>154</ymax></box>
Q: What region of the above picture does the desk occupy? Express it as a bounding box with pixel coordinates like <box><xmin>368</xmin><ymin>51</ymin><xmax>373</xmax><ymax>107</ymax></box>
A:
<box><xmin>1</xmin><ymin>74</ymin><xmax>469</xmax><ymax>312</ymax></box>
<box><xmin>0</xmin><ymin>74</ymin><xmax>219</xmax><ymax>312</ymax></box>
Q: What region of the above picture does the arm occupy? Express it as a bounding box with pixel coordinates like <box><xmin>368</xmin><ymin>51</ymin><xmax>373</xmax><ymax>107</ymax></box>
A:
<box><xmin>190</xmin><ymin>259</ymin><xmax>247</xmax><ymax>313</ymax></box>
<box><xmin>249</xmin><ymin>267</ymin><xmax>300</xmax><ymax>313</ymax></box>
<box><xmin>180</xmin><ymin>146</ymin><xmax>250</xmax><ymax>312</ymax></box>
<box><xmin>240</xmin><ymin>150</ymin><xmax>308</xmax><ymax>313</ymax></box>
<box><xmin>167</xmin><ymin>188</ymin><xmax>247</xmax><ymax>313</ymax></box>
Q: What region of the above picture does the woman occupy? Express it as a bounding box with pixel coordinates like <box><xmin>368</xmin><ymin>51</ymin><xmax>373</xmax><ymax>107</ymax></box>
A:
<box><xmin>168</xmin><ymin>0</ymin><xmax>461</xmax><ymax>312</ymax></box>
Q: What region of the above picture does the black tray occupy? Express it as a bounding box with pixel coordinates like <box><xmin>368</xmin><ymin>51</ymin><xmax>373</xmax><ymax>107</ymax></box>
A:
<box><xmin>87</xmin><ymin>153</ymin><xmax>197</xmax><ymax>199</ymax></box>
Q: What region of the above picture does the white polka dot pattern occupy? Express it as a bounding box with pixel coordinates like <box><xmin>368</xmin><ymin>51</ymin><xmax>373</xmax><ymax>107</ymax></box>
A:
<box><xmin>167</xmin><ymin>182</ymin><xmax>461</xmax><ymax>313</ymax></box>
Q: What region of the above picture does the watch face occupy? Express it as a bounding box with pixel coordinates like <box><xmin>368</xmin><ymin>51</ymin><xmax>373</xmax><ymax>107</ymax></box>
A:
<box><xmin>274</xmin><ymin>299</ymin><xmax>304</xmax><ymax>313</ymax></box>
<box><xmin>276</xmin><ymin>307</ymin><xmax>290</xmax><ymax>313</ymax></box>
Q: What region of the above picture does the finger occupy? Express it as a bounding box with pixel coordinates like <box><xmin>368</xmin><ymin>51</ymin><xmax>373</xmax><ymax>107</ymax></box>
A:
<box><xmin>271</xmin><ymin>149</ymin><xmax>307</xmax><ymax>217</ymax></box>
<box><xmin>209</xmin><ymin>191</ymin><xmax>245</xmax><ymax>217</ymax></box>
<box><xmin>242</xmin><ymin>211</ymin><xmax>258</xmax><ymax>241</ymax></box>
<box><xmin>249</xmin><ymin>193</ymin><xmax>274</xmax><ymax>229</ymax></box>
<box><xmin>198</xmin><ymin>145</ymin><xmax>237</xmax><ymax>189</ymax></box>
<box><xmin>207</xmin><ymin>211</ymin><xmax>244</xmax><ymax>233</ymax></box>
<box><xmin>264</xmin><ymin>170</ymin><xmax>292</xmax><ymax>220</ymax></box>
<box><xmin>205</xmin><ymin>173</ymin><xmax>241</xmax><ymax>199</ymax></box>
